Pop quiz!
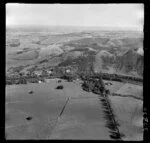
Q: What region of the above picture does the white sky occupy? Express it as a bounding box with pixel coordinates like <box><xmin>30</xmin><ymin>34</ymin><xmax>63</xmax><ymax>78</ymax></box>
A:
<box><xmin>6</xmin><ymin>4</ymin><xmax>144</xmax><ymax>31</ymax></box>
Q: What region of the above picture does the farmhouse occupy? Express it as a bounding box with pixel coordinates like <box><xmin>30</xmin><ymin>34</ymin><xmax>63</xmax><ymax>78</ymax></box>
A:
<box><xmin>34</xmin><ymin>70</ymin><xmax>42</xmax><ymax>76</ymax></box>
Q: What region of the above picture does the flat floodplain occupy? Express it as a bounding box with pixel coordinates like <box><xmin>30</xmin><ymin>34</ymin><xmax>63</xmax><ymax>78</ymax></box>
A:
<box><xmin>5</xmin><ymin>79</ymin><xmax>143</xmax><ymax>140</ymax></box>
<box><xmin>6</xmin><ymin>80</ymin><xmax>68</xmax><ymax>139</ymax></box>
<box><xmin>5</xmin><ymin>79</ymin><xmax>109</xmax><ymax>140</ymax></box>
<box><xmin>49</xmin><ymin>97</ymin><xmax>111</xmax><ymax>140</ymax></box>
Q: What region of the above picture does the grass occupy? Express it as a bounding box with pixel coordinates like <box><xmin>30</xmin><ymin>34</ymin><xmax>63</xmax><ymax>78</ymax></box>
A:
<box><xmin>108</xmin><ymin>96</ymin><xmax>143</xmax><ymax>140</ymax></box>
<box><xmin>115</xmin><ymin>83</ymin><xmax>143</xmax><ymax>99</ymax></box>
<box><xmin>103</xmin><ymin>80</ymin><xmax>125</xmax><ymax>94</ymax></box>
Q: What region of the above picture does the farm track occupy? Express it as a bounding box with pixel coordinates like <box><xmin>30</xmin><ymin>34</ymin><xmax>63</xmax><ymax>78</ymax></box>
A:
<box><xmin>47</xmin><ymin>97</ymin><xmax>70</xmax><ymax>139</ymax></box>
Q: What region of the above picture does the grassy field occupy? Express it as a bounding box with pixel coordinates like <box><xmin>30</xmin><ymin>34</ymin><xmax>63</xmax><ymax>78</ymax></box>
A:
<box><xmin>103</xmin><ymin>80</ymin><xmax>125</xmax><ymax>94</ymax></box>
<box><xmin>5</xmin><ymin>79</ymin><xmax>110</xmax><ymax>139</ymax></box>
<box><xmin>49</xmin><ymin>97</ymin><xmax>111</xmax><ymax>140</ymax></box>
<box><xmin>115</xmin><ymin>83</ymin><xmax>143</xmax><ymax>99</ymax></box>
<box><xmin>6</xmin><ymin>79</ymin><xmax>143</xmax><ymax>140</ymax></box>
<box><xmin>108</xmin><ymin>96</ymin><xmax>143</xmax><ymax>141</ymax></box>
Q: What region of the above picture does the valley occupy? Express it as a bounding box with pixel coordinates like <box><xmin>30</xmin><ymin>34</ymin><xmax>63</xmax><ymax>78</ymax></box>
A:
<box><xmin>5</xmin><ymin>26</ymin><xmax>143</xmax><ymax>140</ymax></box>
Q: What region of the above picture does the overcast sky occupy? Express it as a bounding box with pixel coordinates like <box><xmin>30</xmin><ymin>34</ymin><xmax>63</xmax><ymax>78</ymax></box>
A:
<box><xmin>6</xmin><ymin>4</ymin><xmax>144</xmax><ymax>31</ymax></box>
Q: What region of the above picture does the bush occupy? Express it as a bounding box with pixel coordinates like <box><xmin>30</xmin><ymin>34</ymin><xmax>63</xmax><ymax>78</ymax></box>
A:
<box><xmin>55</xmin><ymin>85</ymin><xmax>64</xmax><ymax>89</ymax></box>
<box><xmin>105</xmin><ymin>89</ymin><xmax>110</xmax><ymax>95</ymax></box>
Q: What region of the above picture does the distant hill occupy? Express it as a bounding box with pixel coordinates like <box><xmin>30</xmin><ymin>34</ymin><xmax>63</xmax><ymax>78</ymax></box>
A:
<box><xmin>114</xmin><ymin>49</ymin><xmax>143</xmax><ymax>76</ymax></box>
<box><xmin>6</xmin><ymin>29</ymin><xmax>143</xmax><ymax>77</ymax></box>
<box><xmin>57</xmin><ymin>44</ymin><xmax>143</xmax><ymax>77</ymax></box>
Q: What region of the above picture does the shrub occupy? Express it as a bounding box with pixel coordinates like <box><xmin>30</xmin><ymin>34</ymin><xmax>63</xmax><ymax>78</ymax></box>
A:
<box><xmin>55</xmin><ymin>85</ymin><xmax>64</xmax><ymax>89</ymax></box>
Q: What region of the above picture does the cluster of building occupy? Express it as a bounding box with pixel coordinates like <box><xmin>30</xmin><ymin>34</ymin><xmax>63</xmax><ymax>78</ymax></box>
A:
<box><xmin>6</xmin><ymin>63</ymin><xmax>143</xmax><ymax>86</ymax></box>
<box><xmin>6</xmin><ymin>65</ymin><xmax>78</xmax><ymax>85</ymax></box>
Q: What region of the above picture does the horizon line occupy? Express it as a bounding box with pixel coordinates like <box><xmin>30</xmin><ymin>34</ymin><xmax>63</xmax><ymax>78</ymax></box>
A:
<box><xmin>6</xmin><ymin>24</ymin><xmax>143</xmax><ymax>32</ymax></box>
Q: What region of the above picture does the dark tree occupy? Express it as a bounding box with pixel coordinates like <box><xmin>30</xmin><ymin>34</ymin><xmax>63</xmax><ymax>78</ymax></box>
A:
<box><xmin>55</xmin><ymin>85</ymin><xmax>64</xmax><ymax>90</ymax></box>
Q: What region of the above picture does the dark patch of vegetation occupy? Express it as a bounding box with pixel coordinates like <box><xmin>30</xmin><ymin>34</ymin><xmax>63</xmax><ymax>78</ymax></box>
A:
<box><xmin>105</xmin><ymin>89</ymin><xmax>110</xmax><ymax>95</ymax></box>
<box><xmin>58</xmin><ymin>50</ymin><xmax>95</xmax><ymax>76</ymax></box>
<box><xmin>16</xmin><ymin>51</ymin><xmax>24</xmax><ymax>55</ymax></box>
<box><xmin>61</xmin><ymin>75</ymin><xmax>73</xmax><ymax>82</ymax></box>
<box><xmin>38</xmin><ymin>59</ymin><xmax>49</xmax><ymax>64</ymax></box>
<box><xmin>81</xmin><ymin>81</ymin><xmax>92</xmax><ymax>92</ymax></box>
<box><xmin>71</xmin><ymin>47</ymin><xmax>90</xmax><ymax>52</ymax></box>
<box><xmin>28</xmin><ymin>90</ymin><xmax>34</xmax><ymax>94</ymax></box>
<box><xmin>6</xmin><ymin>80</ymin><xmax>13</xmax><ymax>85</ymax></box>
<box><xmin>17</xmin><ymin>78</ymin><xmax>27</xmax><ymax>84</ymax></box>
<box><xmin>80</xmin><ymin>75</ymin><xmax>124</xmax><ymax>140</ymax></box>
<box><xmin>55</xmin><ymin>85</ymin><xmax>64</xmax><ymax>90</ymax></box>
<box><xmin>23</xmin><ymin>47</ymin><xmax>30</xmax><ymax>51</ymax></box>
<box><xmin>100</xmin><ymin>94</ymin><xmax>125</xmax><ymax>140</ymax></box>
<box><xmin>26</xmin><ymin>116</ymin><xmax>32</xmax><ymax>121</ymax></box>
<box><xmin>28</xmin><ymin>78</ymin><xmax>39</xmax><ymax>83</ymax></box>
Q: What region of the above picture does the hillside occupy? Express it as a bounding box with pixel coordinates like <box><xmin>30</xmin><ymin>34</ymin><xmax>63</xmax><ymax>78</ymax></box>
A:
<box><xmin>56</xmin><ymin>46</ymin><xmax>143</xmax><ymax>77</ymax></box>
<box><xmin>114</xmin><ymin>49</ymin><xmax>143</xmax><ymax>76</ymax></box>
<box><xmin>6</xmin><ymin>30</ymin><xmax>143</xmax><ymax>78</ymax></box>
